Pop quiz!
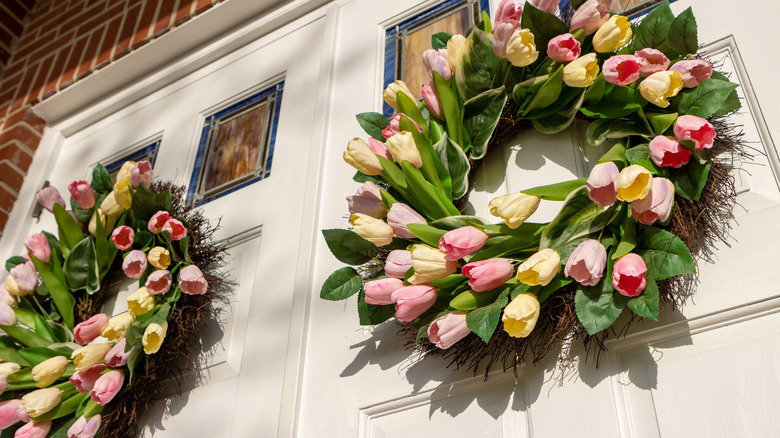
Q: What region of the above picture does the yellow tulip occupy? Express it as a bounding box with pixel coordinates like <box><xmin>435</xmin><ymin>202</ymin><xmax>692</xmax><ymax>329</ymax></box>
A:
<box><xmin>113</xmin><ymin>161</ymin><xmax>135</xmax><ymax>194</ymax></box>
<box><xmin>71</xmin><ymin>343</ymin><xmax>112</xmax><ymax>371</ymax></box>
<box><xmin>382</xmin><ymin>80</ymin><xmax>414</xmax><ymax>111</ymax></box>
<box><xmin>408</xmin><ymin>244</ymin><xmax>457</xmax><ymax>284</ymax></box>
<box><xmin>127</xmin><ymin>287</ymin><xmax>156</xmax><ymax>316</ymax></box>
<box><xmin>385</xmin><ymin>131</ymin><xmax>422</xmax><ymax>168</ymax></box>
<box><xmin>593</xmin><ymin>15</ymin><xmax>632</xmax><ymax>53</ymax></box>
<box><xmin>344</xmin><ymin>138</ymin><xmax>383</xmax><ymax>176</ymax></box>
<box><xmin>488</xmin><ymin>192</ymin><xmax>541</xmax><ymax>229</ymax></box>
<box><xmin>147</xmin><ymin>247</ymin><xmax>171</xmax><ymax>270</ymax></box>
<box><xmin>143</xmin><ymin>321</ymin><xmax>168</xmax><ymax>354</ymax></box>
<box><xmin>502</xmin><ymin>293</ymin><xmax>540</xmax><ymax>338</ymax></box>
<box><xmin>88</xmin><ymin>209</ymin><xmax>107</xmax><ymax>237</ymax></box>
<box><xmin>506</xmin><ymin>29</ymin><xmax>539</xmax><ymax>67</ymax></box>
<box><xmin>350</xmin><ymin>214</ymin><xmax>394</xmax><ymax>247</ymax></box>
<box><xmin>100</xmin><ymin>313</ymin><xmax>134</xmax><ymax>342</ymax></box>
<box><xmin>563</xmin><ymin>53</ymin><xmax>600</xmax><ymax>87</ymax></box>
<box><xmin>100</xmin><ymin>191</ymin><xmax>126</xmax><ymax>217</ymax></box>
<box><xmin>32</xmin><ymin>356</ymin><xmax>69</xmax><ymax>388</ymax></box>
<box><xmin>447</xmin><ymin>34</ymin><xmax>467</xmax><ymax>74</ymax></box>
<box><xmin>516</xmin><ymin>248</ymin><xmax>560</xmax><ymax>286</ymax></box>
<box><xmin>21</xmin><ymin>388</ymin><xmax>62</xmax><ymax>417</ymax></box>
<box><xmin>616</xmin><ymin>165</ymin><xmax>653</xmax><ymax>202</ymax></box>
<box><xmin>639</xmin><ymin>70</ymin><xmax>683</xmax><ymax>108</ymax></box>
<box><xmin>0</xmin><ymin>362</ymin><xmax>20</xmax><ymax>375</ymax></box>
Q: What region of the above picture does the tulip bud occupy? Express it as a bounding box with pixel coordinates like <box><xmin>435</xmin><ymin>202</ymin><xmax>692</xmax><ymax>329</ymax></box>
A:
<box><xmin>421</xmin><ymin>84</ymin><xmax>444</xmax><ymax>120</ymax></box>
<box><xmin>438</xmin><ymin>226</ymin><xmax>488</xmax><ymax>261</ymax></box>
<box><xmin>0</xmin><ymin>362</ymin><xmax>20</xmax><ymax>375</ymax></box>
<box><xmin>147</xmin><ymin>211</ymin><xmax>171</xmax><ymax>233</ymax></box>
<box><xmin>603</xmin><ymin>55</ymin><xmax>643</xmax><ymax>86</ymax></box>
<box><xmin>161</xmin><ymin>218</ymin><xmax>187</xmax><ymax>241</ymax></box>
<box><xmin>649</xmin><ymin>136</ymin><xmax>692</xmax><ymax>168</ymax></box>
<box><xmin>347</xmin><ymin>181</ymin><xmax>387</xmax><ymax>218</ymax></box>
<box><xmin>0</xmin><ymin>400</ymin><xmax>22</xmax><ymax>429</ymax></box>
<box><xmin>0</xmin><ymin>301</ymin><xmax>15</xmax><ymax>326</ymax></box>
<box><xmin>493</xmin><ymin>0</ymin><xmax>522</xmax><ymax>28</ymax></box>
<box><xmin>364</xmin><ymin>278</ymin><xmax>404</xmax><ymax>305</ymax></box>
<box><xmin>344</xmin><ymin>138</ymin><xmax>383</xmax><ymax>176</ymax></box>
<box><xmin>143</xmin><ymin>322</ymin><xmax>168</xmax><ymax>354</ymax></box>
<box><xmin>179</xmin><ymin>265</ymin><xmax>208</xmax><ymax>295</ymax></box>
<box><xmin>6</xmin><ymin>261</ymin><xmax>38</xmax><ymax>296</ymax></box>
<box><xmin>547</xmin><ymin>33</ymin><xmax>581</xmax><ymax>63</ymax></box>
<box><xmin>105</xmin><ymin>339</ymin><xmax>132</xmax><ymax>367</ymax></box>
<box><xmin>516</xmin><ymin>248</ymin><xmax>560</xmax><ymax>286</ymax></box>
<box><xmin>15</xmin><ymin>420</ymin><xmax>51</xmax><ymax>438</ymax></box>
<box><xmin>390</xmin><ymin>285</ymin><xmax>437</xmax><ymax>322</ymax></box>
<box><xmin>612</xmin><ymin>253</ymin><xmax>647</xmax><ymax>297</ymax></box>
<box><xmin>631</xmin><ymin>177</ymin><xmax>675</xmax><ymax>225</ymax></box>
<box><xmin>100</xmin><ymin>313</ymin><xmax>134</xmax><ymax>341</ymax></box>
<box><xmin>563</xmin><ymin>53</ymin><xmax>600</xmax><ymax>87</ymax></box>
<box><xmin>145</xmin><ymin>270</ymin><xmax>172</xmax><ymax>295</ymax></box>
<box><xmin>114</xmin><ymin>161</ymin><xmax>135</xmax><ymax>195</ymax></box>
<box><xmin>428</xmin><ymin>312</ymin><xmax>471</xmax><ymax>349</ymax></box>
<box><xmin>367</xmin><ymin>138</ymin><xmax>393</xmax><ymax>160</ymax></box>
<box><xmin>462</xmin><ymin>258</ymin><xmax>514</xmax><ymax>292</ymax></box>
<box><xmin>73</xmin><ymin>313</ymin><xmax>109</xmax><ymax>346</ymax></box>
<box><xmin>69</xmin><ymin>365</ymin><xmax>105</xmax><ymax>393</ymax></box>
<box><xmin>111</xmin><ymin>225</ymin><xmax>135</xmax><ymax>250</ymax></box>
<box><xmin>408</xmin><ymin>244</ymin><xmax>457</xmax><ymax>284</ymax></box>
<box><xmin>16</xmin><ymin>402</ymin><xmax>29</xmax><ymax>423</ymax></box>
<box><xmin>350</xmin><ymin>214</ymin><xmax>394</xmax><ymax>247</ymax></box>
<box><xmin>0</xmin><ymin>284</ymin><xmax>16</xmax><ymax>306</ymax></box>
<box><xmin>593</xmin><ymin>15</ymin><xmax>632</xmax><ymax>53</ymax></box>
<box><xmin>635</xmin><ymin>48</ymin><xmax>670</xmax><ymax>78</ymax></box>
<box><xmin>87</xmin><ymin>209</ymin><xmax>106</xmax><ymax>237</ymax></box>
<box><xmin>386</xmin><ymin>203</ymin><xmax>426</xmax><ymax>239</ymax></box>
<box><xmin>21</xmin><ymin>388</ymin><xmax>62</xmax><ymax>417</ymax></box>
<box><xmin>68</xmin><ymin>415</ymin><xmax>101</xmax><ymax>438</ymax></box>
<box><xmin>127</xmin><ymin>288</ymin><xmax>156</xmax><ymax>316</ymax></box>
<box><xmin>447</xmin><ymin>34</ymin><xmax>467</xmax><ymax>74</ymax></box>
<box><xmin>502</xmin><ymin>293</ymin><xmax>540</xmax><ymax>338</ymax></box>
<box><xmin>639</xmin><ymin>70</ymin><xmax>683</xmax><ymax>108</ymax></box>
<box><xmin>382</xmin><ymin>80</ymin><xmax>414</xmax><ymax>111</ymax></box>
<box><xmin>669</xmin><ymin>59</ymin><xmax>713</xmax><ymax>88</ymax></box>
<box><xmin>385</xmin><ymin>131</ymin><xmax>422</xmax><ymax>168</ymax></box>
<box><xmin>673</xmin><ymin>115</ymin><xmax>716</xmax><ymax>150</ymax></box>
<box><xmin>24</xmin><ymin>233</ymin><xmax>51</xmax><ymax>264</ymax></box>
<box><xmin>35</xmin><ymin>186</ymin><xmax>65</xmax><ymax>213</ymax></box>
<box><xmin>492</xmin><ymin>21</ymin><xmax>519</xmax><ymax>58</ymax></box>
<box><xmin>570</xmin><ymin>0</ymin><xmax>609</xmax><ymax>35</ymax></box>
<box><xmin>616</xmin><ymin>165</ymin><xmax>653</xmax><ymax>202</ymax></box>
<box><xmin>122</xmin><ymin>250</ymin><xmax>147</xmax><ymax>279</ymax></box>
<box><xmin>488</xmin><ymin>191</ymin><xmax>540</xmax><ymax>229</ymax></box>
<box><xmin>587</xmin><ymin>161</ymin><xmax>620</xmax><ymax>207</ymax></box>
<box><xmin>147</xmin><ymin>246</ymin><xmax>171</xmax><ymax>269</ymax></box>
<box><xmin>380</xmin><ymin>113</ymin><xmax>411</xmax><ymax>140</ymax></box>
<box><xmin>422</xmin><ymin>48</ymin><xmax>452</xmax><ymax>82</ymax></box>
<box><xmin>385</xmin><ymin>250</ymin><xmax>412</xmax><ymax>279</ymax></box>
<box><xmin>130</xmin><ymin>161</ymin><xmax>153</xmax><ymax>189</ymax></box>
<box><xmin>506</xmin><ymin>29</ymin><xmax>539</xmax><ymax>67</ymax></box>
<box><xmin>91</xmin><ymin>370</ymin><xmax>124</xmax><ymax>405</ymax></box>
<box><xmin>564</xmin><ymin>239</ymin><xmax>607</xmax><ymax>286</ymax></box>
<box><xmin>31</xmin><ymin>356</ymin><xmax>68</xmax><ymax>388</ymax></box>
<box><xmin>68</xmin><ymin>181</ymin><xmax>95</xmax><ymax>209</ymax></box>
<box><xmin>529</xmin><ymin>0</ymin><xmax>559</xmax><ymax>13</ymax></box>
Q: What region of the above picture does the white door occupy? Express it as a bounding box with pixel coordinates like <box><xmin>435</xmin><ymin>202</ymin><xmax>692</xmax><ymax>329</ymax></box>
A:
<box><xmin>302</xmin><ymin>0</ymin><xmax>780</xmax><ymax>437</ymax></box>
<box><xmin>0</xmin><ymin>7</ymin><xmax>333</xmax><ymax>437</ymax></box>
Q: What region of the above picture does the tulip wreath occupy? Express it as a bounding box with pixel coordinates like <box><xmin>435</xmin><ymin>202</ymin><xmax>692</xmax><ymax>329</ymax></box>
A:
<box><xmin>0</xmin><ymin>161</ymin><xmax>229</xmax><ymax>437</ymax></box>
<box><xmin>322</xmin><ymin>0</ymin><xmax>744</xmax><ymax>375</ymax></box>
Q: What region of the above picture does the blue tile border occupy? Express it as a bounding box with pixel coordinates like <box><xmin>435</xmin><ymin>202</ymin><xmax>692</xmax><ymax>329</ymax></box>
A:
<box><xmin>103</xmin><ymin>139</ymin><xmax>161</xmax><ymax>175</ymax></box>
<box><xmin>187</xmin><ymin>80</ymin><xmax>285</xmax><ymax>205</ymax></box>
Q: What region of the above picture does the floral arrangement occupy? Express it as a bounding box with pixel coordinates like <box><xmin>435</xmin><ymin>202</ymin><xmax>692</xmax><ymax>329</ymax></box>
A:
<box><xmin>322</xmin><ymin>0</ymin><xmax>742</xmax><ymax>373</ymax></box>
<box><xmin>0</xmin><ymin>161</ymin><xmax>227</xmax><ymax>437</ymax></box>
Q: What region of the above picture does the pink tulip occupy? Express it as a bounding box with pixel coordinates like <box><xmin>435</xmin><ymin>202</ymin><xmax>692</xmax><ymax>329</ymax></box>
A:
<box><xmin>70</xmin><ymin>365</ymin><xmax>106</xmax><ymax>393</ymax></box>
<box><xmin>347</xmin><ymin>182</ymin><xmax>387</xmax><ymax>218</ymax></box>
<box><xmin>68</xmin><ymin>181</ymin><xmax>95</xmax><ymax>209</ymax></box>
<box><xmin>649</xmin><ymin>136</ymin><xmax>691</xmax><ymax>168</ymax></box>
<box><xmin>67</xmin><ymin>415</ymin><xmax>101</xmax><ymax>438</ymax></box>
<box><xmin>438</xmin><ymin>226</ymin><xmax>488</xmax><ymax>261</ymax></box>
<box><xmin>390</xmin><ymin>285</ymin><xmax>437</xmax><ymax>322</ymax></box>
<box><xmin>178</xmin><ymin>265</ymin><xmax>208</xmax><ymax>295</ymax></box>
<box><xmin>367</xmin><ymin>138</ymin><xmax>393</xmax><ymax>160</ymax></box>
<box><xmin>493</xmin><ymin>0</ymin><xmax>522</xmax><ymax>27</ymax></box>
<box><xmin>130</xmin><ymin>161</ymin><xmax>153</xmax><ymax>189</ymax></box>
<box><xmin>385</xmin><ymin>250</ymin><xmax>412</xmax><ymax>279</ymax></box>
<box><xmin>364</xmin><ymin>278</ymin><xmax>404</xmax><ymax>305</ymax></box>
<box><xmin>603</xmin><ymin>55</ymin><xmax>643</xmax><ymax>86</ymax></box>
<box><xmin>529</xmin><ymin>0</ymin><xmax>558</xmax><ymax>14</ymax></box>
<box><xmin>587</xmin><ymin>162</ymin><xmax>620</xmax><ymax>207</ymax></box>
<box><xmin>15</xmin><ymin>403</ymin><xmax>28</xmax><ymax>423</ymax></box>
<box><xmin>564</xmin><ymin>239</ymin><xmax>607</xmax><ymax>286</ymax></box>
<box><xmin>635</xmin><ymin>48</ymin><xmax>670</xmax><ymax>78</ymax></box>
<box><xmin>0</xmin><ymin>400</ymin><xmax>22</xmax><ymax>429</ymax></box>
<box><xmin>73</xmin><ymin>314</ymin><xmax>109</xmax><ymax>346</ymax></box>
<box><xmin>0</xmin><ymin>284</ymin><xmax>14</xmax><ymax>306</ymax></box>
<box><xmin>669</xmin><ymin>59</ymin><xmax>713</xmax><ymax>88</ymax></box>
<box><xmin>462</xmin><ymin>258</ymin><xmax>514</xmax><ymax>292</ymax></box>
<box><xmin>674</xmin><ymin>115</ymin><xmax>716</xmax><ymax>150</ymax></box>
<box><xmin>421</xmin><ymin>83</ymin><xmax>443</xmax><ymax>120</ymax></box>
<box><xmin>35</xmin><ymin>186</ymin><xmax>65</xmax><ymax>213</ymax></box>
<box><xmin>428</xmin><ymin>312</ymin><xmax>471</xmax><ymax>349</ymax></box>
<box><xmin>422</xmin><ymin>48</ymin><xmax>452</xmax><ymax>82</ymax></box>
<box><xmin>9</xmin><ymin>261</ymin><xmax>38</xmax><ymax>295</ymax></box>
<box><xmin>386</xmin><ymin>203</ymin><xmax>426</xmax><ymax>239</ymax></box>
<box><xmin>631</xmin><ymin>177</ymin><xmax>674</xmax><ymax>225</ymax></box>
<box><xmin>24</xmin><ymin>234</ymin><xmax>50</xmax><ymax>264</ymax></box>
<box><xmin>0</xmin><ymin>372</ymin><xmax>7</xmax><ymax>395</ymax></box>
<box><xmin>13</xmin><ymin>420</ymin><xmax>50</xmax><ymax>438</ymax></box>
<box><xmin>547</xmin><ymin>33</ymin><xmax>581</xmax><ymax>63</ymax></box>
<box><xmin>492</xmin><ymin>21</ymin><xmax>519</xmax><ymax>58</ymax></box>
<box><xmin>147</xmin><ymin>211</ymin><xmax>171</xmax><ymax>233</ymax></box>
<box><xmin>90</xmin><ymin>370</ymin><xmax>124</xmax><ymax>405</ymax></box>
<box><xmin>111</xmin><ymin>226</ymin><xmax>135</xmax><ymax>250</ymax></box>
<box><xmin>122</xmin><ymin>250</ymin><xmax>147</xmax><ymax>279</ymax></box>
<box><xmin>570</xmin><ymin>0</ymin><xmax>609</xmax><ymax>35</ymax></box>
<box><xmin>381</xmin><ymin>113</ymin><xmax>421</xmax><ymax>139</ymax></box>
<box><xmin>161</xmin><ymin>218</ymin><xmax>187</xmax><ymax>241</ymax></box>
<box><xmin>612</xmin><ymin>254</ymin><xmax>647</xmax><ymax>297</ymax></box>
<box><xmin>145</xmin><ymin>270</ymin><xmax>172</xmax><ymax>295</ymax></box>
<box><xmin>104</xmin><ymin>339</ymin><xmax>132</xmax><ymax>367</ymax></box>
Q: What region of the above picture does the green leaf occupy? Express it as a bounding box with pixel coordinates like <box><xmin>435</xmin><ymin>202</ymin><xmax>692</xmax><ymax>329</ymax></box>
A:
<box><xmin>428</xmin><ymin>274</ymin><xmax>468</xmax><ymax>289</ymax></box>
<box><xmin>131</xmin><ymin>184</ymin><xmax>172</xmax><ymax>222</ymax></box>
<box><xmin>540</xmin><ymin>187</ymin><xmax>621</xmax><ymax>249</ymax></box>
<box><xmin>406</xmin><ymin>223</ymin><xmax>446</xmax><ymax>248</ymax></box>
<box><xmin>613</xmin><ymin>214</ymin><xmax>637</xmax><ymax>259</ymax></box>
<box><xmin>670</xmin><ymin>154</ymin><xmax>710</xmax><ymax>200</ymax></box>
<box><xmin>30</xmin><ymin>254</ymin><xmax>75</xmax><ymax>329</ymax></box>
<box><xmin>357</xmin><ymin>290</ymin><xmax>396</xmax><ymax>326</ymax></box>
<box><xmin>597</xmin><ymin>141</ymin><xmax>627</xmax><ymax>166</ymax></box>
<box><xmin>401</xmin><ymin>161</ymin><xmax>458</xmax><ymax>219</ymax></box>
<box><xmin>5</xmin><ymin>255</ymin><xmax>27</xmax><ymax>272</ymax></box>
<box><xmin>574</xmin><ymin>279</ymin><xmax>627</xmax><ymax>335</ymax></box>
<box><xmin>91</xmin><ymin>163</ymin><xmax>112</xmax><ymax>194</ymax></box>
<box><xmin>570</xmin><ymin>0</ymin><xmax>587</xmax><ymax>9</ymax></box>
<box><xmin>580</xmin><ymin>83</ymin><xmax>645</xmax><ymax>119</ymax></box>
<box><xmin>586</xmin><ymin>118</ymin><xmax>648</xmax><ymax>146</ymax></box>
<box><xmin>627</xmin><ymin>276</ymin><xmax>660</xmax><ymax>320</ymax></box>
<box><xmin>522</xmin><ymin>179</ymin><xmax>587</xmax><ymax>201</ymax></box>
<box><xmin>625</xmin><ymin>144</ymin><xmax>667</xmax><ymax>176</ymax></box>
<box><xmin>667</xmin><ymin>7</ymin><xmax>698</xmax><ymax>56</ymax></box>
<box><xmin>646</xmin><ymin>112</ymin><xmax>678</xmax><ymax>135</ymax></box>
<box><xmin>433</xmin><ymin>72</ymin><xmax>463</xmax><ymax>147</ymax></box>
<box><xmin>322</xmin><ymin>229</ymin><xmax>378</xmax><ymax>265</ymax></box>
<box><xmin>463</xmin><ymin>87</ymin><xmax>506</xmax><ymax>160</ymax></box>
<box><xmin>0</xmin><ymin>347</ymin><xmax>30</xmax><ymax>366</ymax></box>
<box><xmin>678</xmin><ymin>78</ymin><xmax>739</xmax><ymax>118</ymax></box>
<box><xmin>520</xmin><ymin>4</ymin><xmax>569</xmax><ymax>58</ymax></box>
<box><xmin>532</xmin><ymin>89</ymin><xmax>585</xmax><ymax>134</ymax></box>
<box><xmin>63</xmin><ymin>237</ymin><xmax>99</xmax><ymax>295</ymax></box>
<box><xmin>12</xmin><ymin>307</ymin><xmax>37</xmax><ymax>329</ymax></box>
<box><xmin>465</xmin><ymin>287</ymin><xmax>511</xmax><ymax>343</ymax></box>
<box><xmin>582</xmin><ymin>74</ymin><xmax>607</xmax><ymax>107</ymax></box>
<box><xmin>633</xmin><ymin>1</ymin><xmax>675</xmax><ymax>57</ymax></box>
<box><xmin>52</xmin><ymin>203</ymin><xmax>84</xmax><ymax>252</ymax></box>
<box><xmin>355</xmin><ymin>112</ymin><xmax>388</xmax><ymax>142</ymax></box>
<box><xmin>70</xmin><ymin>197</ymin><xmax>91</xmax><ymax>223</ymax></box>
<box><xmin>320</xmin><ymin>267</ymin><xmax>362</xmax><ymax>301</ymax></box>
<box><xmin>0</xmin><ymin>325</ymin><xmax>51</xmax><ymax>348</ymax></box>
<box><xmin>353</xmin><ymin>171</ymin><xmax>384</xmax><ymax>185</ymax></box>
<box><xmin>17</xmin><ymin>347</ymin><xmax>67</xmax><ymax>366</ymax></box>
<box><xmin>521</xmin><ymin>67</ymin><xmax>563</xmax><ymax>117</ymax></box>
<box><xmin>396</xmin><ymin>92</ymin><xmax>429</xmax><ymax>139</ymax></box>
<box><xmin>400</xmin><ymin>116</ymin><xmax>444</xmax><ymax>194</ymax></box>
<box><xmin>450</xmin><ymin>288</ymin><xmax>504</xmax><ymax>311</ymax></box>
<box><xmin>638</xmin><ymin>227</ymin><xmax>696</xmax><ymax>280</ymax></box>
<box><xmin>431</xmin><ymin>32</ymin><xmax>453</xmax><ymax>50</ymax></box>
<box><xmin>82</xmin><ymin>399</ymin><xmax>104</xmax><ymax>419</ymax></box>
<box><xmin>453</xmin><ymin>27</ymin><xmax>499</xmax><ymax>101</ymax></box>
<box><xmin>34</xmin><ymin>315</ymin><xmax>57</xmax><ymax>344</ymax></box>
<box><xmin>432</xmin><ymin>133</ymin><xmax>470</xmax><ymax>199</ymax></box>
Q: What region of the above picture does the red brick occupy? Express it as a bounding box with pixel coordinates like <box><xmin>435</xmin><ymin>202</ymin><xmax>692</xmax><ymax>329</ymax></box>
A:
<box><xmin>194</xmin><ymin>0</ymin><xmax>212</xmax><ymax>15</ymax></box>
<box><xmin>0</xmin><ymin>125</ymin><xmax>41</xmax><ymax>149</ymax></box>
<box><xmin>0</xmin><ymin>22</ymin><xmax>13</xmax><ymax>47</ymax></box>
<box><xmin>0</xmin><ymin>184</ymin><xmax>15</xmax><ymax>211</ymax></box>
<box><xmin>0</xmin><ymin>8</ymin><xmax>23</xmax><ymax>35</ymax></box>
<box><xmin>0</xmin><ymin>143</ymin><xmax>33</xmax><ymax>172</ymax></box>
<box><xmin>19</xmin><ymin>0</ymin><xmax>36</xmax><ymax>12</ymax></box>
<box><xmin>4</xmin><ymin>108</ymin><xmax>45</xmax><ymax>133</ymax></box>
<box><xmin>52</xmin><ymin>1</ymin><xmax>107</xmax><ymax>41</ymax></box>
<box><xmin>78</xmin><ymin>2</ymin><xmax>125</xmax><ymax>34</ymax></box>
<box><xmin>153</xmin><ymin>0</ymin><xmax>176</xmax><ymax>37</ymax></box>
<box><xmin>174</xmin><ymin>0</ymin><xmax>193</xmax><ymax>25</ymax></box>
<box><xmin>95</xmin><ymin>15</ymin><xmax>121</xmax><ymax>68</ymax></box>
<box><xmin>3</xmin><ymin>0</ymin><xmax>28</xmax><ymax>20</ymax></box>
<box><xmin>113</xmin><ymin>3</ymin><xmax>140</xmax><ymax>59</ymax></box>
<box><xmin>0</xmin><ymin>209</ymin><xmax>9</xmax><ymax>232</ymax></box>
<box><xmin>0</xmin><ymin>162</ymin><xmax>25</xmax><ymax>191</ymax></box>
<box><xmin>132</xmin><ymin>0</ymin><xmax>159</xmax><ymax>48</ymax></box>
<box><xmin>10</xmin><ymin>63</ymin><xmax>39</xmax><ymax>112</ymax></box>
<box><xmin>76</xmin><ymin>27</ymin><xmax>104</xmax><ymax>79</ymax></box>
<box><xmin>14</xmin><ymin>29</ymin><xmax>74</xmax><ymax>68</ymax></box>
<box><xmin>28</xmin><ymin>54</ymin><xmax>55</xmax><ymax>103</ymax></box>
<box><xmin>58</xmin><ymin>35</ymin><xmax>88</xmax><ymax>89</ymax></box>
<box><xmin>41</xmin><ymin>49</ymin><xmax>68</xmax><ymax>98</ymax></box>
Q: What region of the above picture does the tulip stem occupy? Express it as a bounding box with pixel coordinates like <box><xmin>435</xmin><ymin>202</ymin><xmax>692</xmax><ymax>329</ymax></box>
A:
<box><xmin>636</xmin><ymin>108</ymin><xmax>655</xmax><ymax>136</ymax></box>
<box><xmin>28</xmin><ymin>294</ymin><xmax>48</xmax><ymax>317</ymax></box>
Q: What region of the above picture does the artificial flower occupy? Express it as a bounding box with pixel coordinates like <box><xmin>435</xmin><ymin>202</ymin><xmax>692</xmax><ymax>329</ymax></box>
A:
<box><xmin>649</xmin><ymin>136</ymin><xmax>692</xmax><ymax>168</ymax></box>
<box><xmin>587</xmin><ymin>161</ymin><xmax>619</xmax><ymax>207</ymax></box>
<box><xmin>21</xmin><ymin>388</ymin><xmax>61</xmax><ymax>417</ymax></box>
<box><xmin>639</xmin><ymin>70</ymin><xmax>683</xmax><ymax>108</ymax></box>
<box><xmin>673</xmin><ymin>115</ymin><xmax>716</xmax><ymax>150</ymax></box>
<box><xmin>344</xmin><ymin>138</ymin><xmax>383</xmax><ymax>176</ymax></box>
<box><xmin>113</xmin><ymin>161</ymin><xmax>135</xmax><ymax>196</ymax></box>
<box><xmin>104</xmin><ymin>339</ymin><xmax>132</xmax><ymax>368</ymax></box>
<box><xmin>179</xmin><ymin>265</ymin><xmax>208</xmax><ymax>295</ymax></box>
<box><xmin>100</xmin><ymin>190</ymin><xmax>129</xmax><ymax>216</ymax></box>
<box><xmin>87</xmin><ymin>209</ymin><xmax>106</xmax><ymax>237</ymax></box>
<box><xmin>367</xmin><ymin>137</ymin><xmax>392</xmax><ymax>160</ymax></box>
<box><xmin>67</xmin><ymin>415</ymin><xmax>101</xmax><ymax>438</ymax></box>
<box><xmin>635</xmin><ymin>48</ymin><xmax>670</xmax><ymax>77</ymax></box>
<box><xmin>127</xmin><ymin>287</ymin><xmax>155</xmax><ymax>316</ymax></box>
<box><xmin>422</xmin><ymin>48</ymin><xmax>452</xmax><ymax>81</ymax></box>
<box><xmin>91</xmin><ymin>370</ymin><xmax>124</xmax><ymax>405</ymax></box>
<box><xmin>100</xmin><ymin>313</ymin><xmax>134</xmax><ymax>341</ymax></box>
<box><xmin>438</xmin><ymin>226</ymin><xmax>488</xmax><ymax>261</ymax></box>
<box><xmin>0</xmin><ymin>301</ymin><xmax>15</xmax><ymax>326</ymax></box>
<box><xmin>24</xmin><ymin>234</ymin><xmax>50</xmax><ymax>263</ymax></box>
<box><xmin>428</xmin><ymin>312</ymin><xmax>471</xmax><ymax>349</ymax></box>
<box><xmin>0</xmin><ymin>400</ymin><xmax>22</xmax><ymax>429</ymax></box>
<box><xmin>462</xmin><ymin>258</ymin><xmax>514</xmax><ymax>292</ymax></box>
<box><xmin>506</xmin><ymin>29</ymin><xmax>539</xmax><ymax>67</ymax></box>
<box><xmin>364</xmin><ymin>278</ymin><xmax>404</xmax><ymax>305</ymax></box>
<box><xmin>602</xmin><ymin>55</ymin><xmax>643</xmax><ymax>86</ymax></box>
<box><xmin>529</xmin><ymin>0</ymin><xmax>559</xmax><ymax>13</ymax></box>
<box><xmin>493</xmin><ymin>0</ymin><xmax>522</xmax><ymax>28</ymax></box>
<box><xmin>612</xmin><ymin>253</ymin><xmax>647</xmax><ymax>297</ymax></box>
<box><xmin>0</xmin><ymin>363</ymin><xmax>20</xmax><ymax>375</ymax></box>
<box><xmin>390</xmin><ymin>285</ymin><xmax>437</xmax><ymax>322</ymax></box>
<box><xmin>145</xmin><ymin>270</ymin><xmax>172</xmax><ymax>295</ymax></box>
<box><xmin>408</xmin><ymin>244</ymin><xmax>457</xmax><ymax>284</ymax></box>
<box><xmin>142</xmin><ymin>322</ymin><xmax>168</xmax><ymax>354</ymax></box>
<box><xmin>130</xmin><ymin>161</ymin><xmax>153</xmax><ymax>189</ymax></box>
<box><xmin>421</xmin><ymin>83</ymin><xmax>444</xmax><ymax>120</ymax></box>
<box><xmin>72</xmin><ymin>344</ymin><xmax>112</xmax><ymax>371</ymax></box>
<box><xmin>350</xmin><ymin>213</ymin><xmax>394</xmax><ymax>246</ymax></box>
<box><xmin>447</xmin><ymin>34</ymin><xmax>467</xmax><ymax>74</ymax></box>
<box><xmin>616</xmin><ymin>165</ymin><xmax>653</xmax><ymax>202</ymax></box>
<box><xmin>516</xmin><ymin>248</ymin><xmax>560</xmax><ymax>286</ymax></box>
<box><xmin>74</xmin><ymin>314</ymin><xmax>109</xmax><ymax>346</ymax></box>
<box><xmin>593</xmin><ymin>15</ymin><xmax>632</xmax><ymax>53</ymax></box>
<box><xmin>31</xmin><ymin>356</ymin><xmax>68</xmax><ymax>388</ymax></box>
<box><xmin>547</xmin><ymin>33</ymin><xmax>581</xmax><ymax>63</ymax></box>
<box><xmin>147</xmin><ymin>246</ymin><xmax>171</xmax><ymax>269</ymax></box>
<box><xmin>69</xmin><ymin>365</ymin><xmax>105</xmax><ymax>393</ymax></box>
<box><xmin>384</xmin><ymin>250</ymin><xmax>411</xmax><ymax>279</ymax></box>
<box><xmin>122</xmin><ymin>250</ymin><xmax>147</xmax><ymax>279</ymax></box>
<box><xmin>563</xmin><ymin>53</ymin><xmax>600</xmax><ymax>87</ymax></box>
<box><xmin>161</xmin><ymin>218</ymin><xmax>187</xmax><ymax>240</ymax></box>
<box><xmin>347</xmin><ymin>181</ymin><xmax>387</xmax><ymax>218</ymax></box>
<box><xmin>34</xmin><ymin>186</ymin><xmax>65</xmax><ymax>213</ymax></box>
<box><xmin>147</xmin><ymin>211</ymin><xmax>171</xmax><ymax>233</ymax></box>
<box><xmin>492</xmin><ymin>21</ymin><xmax>519</xmax><ymax>58</ymax></box>
<box><xmin>570</xmin><ymin>0</ymin><xmax>609</xmax><ymax>35</ymax></box>
<box><xmin>14</xmin><ymin>420</ymin><xmax>50</xmax><ymax>438</ymax></box>
<box><xmin>669</xmin><ymin>59</ymin><xmax>713</xmax><ymax>88</ymax></box>
<box><xmin>111</xmin><ymin>225</ymin><xmax>134</xmax><ymax>250</ymax></box>
<box><xmin>502</xmin><ymin>293</ymin><xmax>540</xmax><ymax>338</ymax></box>
<box><xmin>68</xmin><ymin>180</ymin><xmax>95</xmax><ymax>209</ymax></box>
<box><xmin>630</xmin><ymin>177</ymin><xmax>675</xmax><ymax>225</ymax></box>
<box><xmin>382</xmin><ymin>81</ymin><xmax>414</xmax><ymax>111</ymax></box>
<box><xmin>564</xmin><ymin>239</ymin><xmax>607</xmax><ymax>286</ymax></box>
<box><xmin>385</xmin><ymin>131</ymin><xmax>422</xmax><ymax>168</ymax></box>
<box><xmin>6</xmin><ymin>261</ymin><xmax>38</xmax><ymax>296</ymax></box>
<box><xmin>488</xmin><ymin>191</ymin><xmax>540</xmax><ymax>228</ymax></box>
<box><xmin>386</xmin><ymin>202</ymin><xmax>426</xmax><ymax>239</ymax></box>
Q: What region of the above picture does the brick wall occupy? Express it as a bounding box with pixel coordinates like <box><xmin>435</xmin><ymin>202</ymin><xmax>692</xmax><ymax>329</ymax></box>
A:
<box><xmin>0</xmin><ymin>0</ymin><xmax>225</xmax><ymax>237</ymax></box>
